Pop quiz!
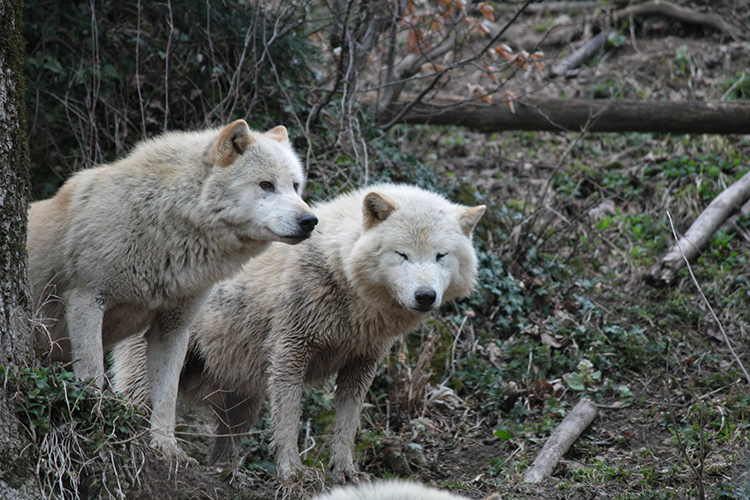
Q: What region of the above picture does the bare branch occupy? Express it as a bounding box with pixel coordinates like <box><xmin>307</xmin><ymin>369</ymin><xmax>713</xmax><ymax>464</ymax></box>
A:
<box><xmin>523</xmin><ymin>399</ymin><xmax>598</xmax><ymax>483</ymax></box>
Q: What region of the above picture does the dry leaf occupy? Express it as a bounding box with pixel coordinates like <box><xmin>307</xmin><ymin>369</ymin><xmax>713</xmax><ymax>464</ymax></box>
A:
<box><xmin>477</xmin><ymin>20</ymin><xmax>491</xmax><ymax>36</ymax></box>
<box><xmin>486</xmin><ymin>343</ymin><xmax>503</xmax><ymax>367</ymax></box>
<box><xmin>420</xmin><ymin>62</ymin><xmax>446</xmax><ymax>73</ymax></box>
<box><xmin>494</xmin><ymin>43</ymin><xmax>513</xmax><ymax>62</ymax></box>
<box><xmin>516</xmin><ymin>50</ymin><xmax>530</xmax><ymax>69</ymax></box>
<box><xmin>531</xmin><ymin>51</ymin><xmax>545</xmax><ymax>73</ymax></box>
<box><xmin>540</xmin><ymin>332</ymin><xmax>562</xmax><ymax>349</ymax></box>
<box><xmin>308</xmin><ymin>32</ymin><xmax>326</xmax><ymax>43</ymax></box>
<box><xmin>484</xmin><ymin>64</ymin><xmax>499</xmax><ymax>84</ymax></box>
<box><xmin>503</xmin><ymin>91</ymin><xmax>517</xmax><ymax>114</ymax></box>
<box><xmin>407</xmin><ymin>27</ymin><xmax>425</xmax><ymax>53</ymax></box>
<box><xmin>468</xmin><ymin>83</ymin><xmax>491</xmax><ymax>104</ymax></box>
<box><xmin>479</xmin><ymin>2</ymin><xmax>494</xmax><ymax>21</ymax></box>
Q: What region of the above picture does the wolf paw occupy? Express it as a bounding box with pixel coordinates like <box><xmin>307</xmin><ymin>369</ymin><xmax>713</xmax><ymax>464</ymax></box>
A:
<box><xmin>278</xmin><ymin>465</ymin><xmax>326</xmax><ymax>496</ymax></box>
<box><xmin>276</xmin><ymin>455</ymin><xmax>304</xmax><ymax>481</ymax></box>
<box><xmin>329</xmin><ymin>465</ymin><xmax>370</xmax><ymax>485</ymax></box>
<box><xmin>150</xmin><ymin>435</ymin><xmax>198</xmax><ymax>466</ymax></box>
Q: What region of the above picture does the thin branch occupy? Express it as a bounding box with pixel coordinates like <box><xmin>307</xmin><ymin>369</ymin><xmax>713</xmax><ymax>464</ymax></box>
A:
<box><xmin>666</xmin><ymin>211</ymin><xmax>750</xmax><ymax>389</ymax></box>
<box><xmin>163</xmin><ymin>0</ymin><xmax>174</xmax><ymax>130</ymax></box>
<box><xmin>88</xmin><ymin>0</ymin><xmax>102</xmax><ymax>166</ymax></box>
<box><xmin>135</xmin><ymin>0</ymin><xmax>146</xmax><ymax>137</ymax></box>
<box><xmin>379</xmin><ymin>0</ymin><xmax>534</xmax><ymax>129</ymax></box>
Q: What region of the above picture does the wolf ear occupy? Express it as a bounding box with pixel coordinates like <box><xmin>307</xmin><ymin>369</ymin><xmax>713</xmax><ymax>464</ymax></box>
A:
<box><xmin>214</xmin><ymin>119</ymin><xmax>255</xmax><ymax>167</ymax></box>
<box><xmin>362</xmin><ymin>192</ymin><xmax>397</xmax><ymax>229</ymax></box>
<box><xmin>459</xmin><ymin>205</ymin><xmax>486</xmax><ymax>236</ymax></box>
<box><xmin>265</xmin><ymin>125</ymin><xmax>290</xmax><ymax>143</ymax></box>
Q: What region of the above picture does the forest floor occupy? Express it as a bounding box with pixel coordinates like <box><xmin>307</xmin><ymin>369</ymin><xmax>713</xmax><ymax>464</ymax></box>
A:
<box><xmin>31</xmin><ymin>1</ymin><xmax>750</xmax><ymax>499</ymax></box>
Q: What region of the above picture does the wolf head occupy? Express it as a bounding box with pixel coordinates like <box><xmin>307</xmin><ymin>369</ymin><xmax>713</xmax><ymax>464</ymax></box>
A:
<box><xmin>202</xmin><ymin>120</ymin><xmax>317</xmax><ymax>244</ymax></box>
<box><xmin>347</xmin><ymin>185</ymin><xmax>485</xmax><ymax>314</ymax></box>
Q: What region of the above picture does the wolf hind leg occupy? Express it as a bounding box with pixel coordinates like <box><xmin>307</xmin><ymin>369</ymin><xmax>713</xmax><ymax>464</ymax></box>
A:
<box><xmin>208</xmin><ymin>391</ymin><xmax>263</xmax><ymax>465</ymax></box>
<box><xmin>110</xmin><ymin>334</ymin><xmax>150</xmax><ymax>405</ymax></box>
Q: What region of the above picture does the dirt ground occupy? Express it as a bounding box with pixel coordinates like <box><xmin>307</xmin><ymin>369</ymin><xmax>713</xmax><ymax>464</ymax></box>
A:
<box><xmin>121</xmin><ymin>2</ymin><xmax>750</xmax><ymax>499</ymax></box>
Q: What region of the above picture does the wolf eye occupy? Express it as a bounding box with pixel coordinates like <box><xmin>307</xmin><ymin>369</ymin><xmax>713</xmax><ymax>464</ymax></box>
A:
<box><xmin>436</xmin><ymin>252</ymin><xmax>447</xmax><ymax>262</ymax></box>
<box><xmin>293</xmin><ymin>182</ymin><xmax>300</xmax><ymax>192</ymax></box>
<box><xmin>260</xmin><ymin>181</ymin><xmax>275</xmax><ymax>192</ymax></box>
<box><xmin>395</xmin><ymin>252</ymin><xmax>408</xmax><ymax>261</ymax></box>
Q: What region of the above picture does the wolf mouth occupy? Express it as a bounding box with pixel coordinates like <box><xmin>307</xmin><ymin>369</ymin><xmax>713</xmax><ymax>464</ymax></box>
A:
<box><xmin>278</xmin><ymin>231</ymin><xmax>313</xmax><ymax>244</ymax></box>
<box><xmin>412</xmin><ymin>304</ymin><xmax>435</xmax><ymax>313</ymax></box>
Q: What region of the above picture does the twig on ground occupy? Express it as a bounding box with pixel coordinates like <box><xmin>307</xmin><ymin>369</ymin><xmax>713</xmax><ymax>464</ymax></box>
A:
<box><xmin>647</xmin><ymin>170</ymin><xmax>750</xmax><ymax>286</ymax></box>
<box><xmin>665</xmin><ymin>211</ymin><xmax>750</xmax><ymax>389</ymax></box>
<box><xmin>522</xmin><ymin>398</ymin><xmax>598</xmax><ymax>483</ymax></box>
<box><xmin>550</xmin><ymin>27</ymin><xmax>615</xmax><ymax>77</ymax></box>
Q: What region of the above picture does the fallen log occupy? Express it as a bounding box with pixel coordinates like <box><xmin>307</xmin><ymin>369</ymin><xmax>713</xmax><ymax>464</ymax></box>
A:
<box><xmin>495</xmin><ymin>1</ymin><xmax>600</xmax><ymax>14</ymax></box>
<box><xmin>611</xmin><ymin>0</ymin><xmax>734</xmax><ymax>36</ymax></box>
<box><xmin>646</xmin><ymin>169</ymin><xmax>750</xmax><ymax>286</ymax></box>
<box><xmin>523</xmin><ymin>399</ymin><xmax>598</xmax><ymax>483</ymax></box>
<box><xmin>379</xmin><ymin>98</ymin><xmax>750</xmax><ymax>135</ymax></box>
<box><xmin>550</xmin><ymin>27</ymin><xmax>615</xmax><ymax>77</ymax></box>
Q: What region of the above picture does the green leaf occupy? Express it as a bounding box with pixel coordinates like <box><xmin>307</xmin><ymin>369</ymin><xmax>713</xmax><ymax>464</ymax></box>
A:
<box><xmin>567</xmin><ymin>372</ymin><xmax>585</xmax><ymax>391</ymax></box>
<box><xmin>494</xmin><ymin>428</ymin><xmax>513</xmax><ymax>441</ymax></box>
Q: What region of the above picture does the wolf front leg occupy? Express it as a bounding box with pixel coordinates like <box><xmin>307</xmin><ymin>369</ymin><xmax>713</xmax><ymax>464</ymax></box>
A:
<box><xmin>329</xmin><ymin>358</ymin><xmax>377</xmax><ymax>484</ymax></box>
<box><xmin>144</xmin><ymin>304</ymin><xmax>203</xmax><ymax>464</ymax></box>
<box><xmin>268</xmin><ymin>339</ymin><xmax>307</xmax><ymax>480</ymax></box>
<box><xmin>66</xmin><ymin>289</ymin><xmax>106</xmax><ymax>387</ymax></box>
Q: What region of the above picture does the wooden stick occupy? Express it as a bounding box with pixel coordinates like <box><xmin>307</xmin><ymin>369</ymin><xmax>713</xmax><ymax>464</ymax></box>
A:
<box><xmin>646</xmin><ymin>169</ymin><xmax>750</xmax><ymax>286</ymax></box>
<box><xmin>523</xmin><ymin>399</ymin><xmax>598</xmax><ymax>483</ymax></box>
<box><xmin>550</xmin><ymin>27</ymin><xmax>615</xmax><ymax>77</ymax></box>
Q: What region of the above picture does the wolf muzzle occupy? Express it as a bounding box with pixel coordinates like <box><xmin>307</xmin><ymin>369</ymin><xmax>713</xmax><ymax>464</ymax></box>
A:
<box><xmin>414</xmin><ymin>287</ymin><xmax>437</xmax><ymax>312</ymax></box>
<box><xmin>297</xmin><ymin>212</ymin><xmax>318</xmax><ymax>233</ymax></box>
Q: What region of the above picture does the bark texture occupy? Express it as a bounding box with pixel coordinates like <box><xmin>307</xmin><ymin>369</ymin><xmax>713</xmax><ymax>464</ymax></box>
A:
<box><xmin>381</xmin><ymin>98</ymin><xmax>750</xmax><ymax>135</ymax></box>
<box><xmin>0</xmin><ymin>0</ymin><xmax>40</xmax><ymax>497</ymax></box>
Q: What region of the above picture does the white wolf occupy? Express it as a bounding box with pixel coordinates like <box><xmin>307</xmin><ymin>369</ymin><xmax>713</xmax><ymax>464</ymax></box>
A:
<box><xmin>313</xmin><ymin>481</ymin><xmax>500</xmax><ymax>500</ymax></box>
<box><xmin>28</xmin><ymin>120</ymin><xmax>317</xmax><ymax>459</ymax></box>
<box><xmin>112</xmin><ymin>183</ymin><xmax>484</xmax><ymax>479</ymax></box>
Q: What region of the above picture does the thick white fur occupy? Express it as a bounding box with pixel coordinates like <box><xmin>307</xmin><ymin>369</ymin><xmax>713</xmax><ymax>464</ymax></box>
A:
<box><xmin>313</xmin><ymin>480</ymin><xmax>497</xmax><ymax>500</ymax></box>
<box><xmin>28</xmin><ymin>120</ymin><xmax>316</xmax><ymax>460</ymax></box>
<box><xmin>111</xmin><ymin>183</ymin><xmax>484</xmax><ymax>478</ymax></box>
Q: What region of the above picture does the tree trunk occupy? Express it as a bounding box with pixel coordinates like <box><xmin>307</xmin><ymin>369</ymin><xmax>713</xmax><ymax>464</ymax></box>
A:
<box><xmin>0</xmin><ymin>0</ymin><xmax>41</xmax><ymax>497</ymax></box>
<box><xmin>380</xmin><ymin>98</ymin><xmax>750</xmax><ymax>135</ymax></box>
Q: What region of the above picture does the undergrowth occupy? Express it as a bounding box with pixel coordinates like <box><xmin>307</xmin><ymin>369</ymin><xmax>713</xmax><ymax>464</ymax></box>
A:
<box><xmin>2</xmin><ymin>364</ymin><xmax>146</xmax><ymax>499</ymax></box>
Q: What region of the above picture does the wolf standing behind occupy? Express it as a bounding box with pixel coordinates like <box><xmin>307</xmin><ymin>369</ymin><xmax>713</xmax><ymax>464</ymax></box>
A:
<box><xmin>28</xmin><ymin>120</ymin><xmax>317</xmax><ymax>459</ymax></box>
<box><xmin>112</xmin><ymin>183</ymin><xmax>484</xmax><ymax>481</ymax></box>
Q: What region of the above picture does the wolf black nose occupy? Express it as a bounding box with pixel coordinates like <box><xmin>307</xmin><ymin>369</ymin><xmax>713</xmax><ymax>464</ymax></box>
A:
<box><xmin>415</xmin><ymin>288</ymin><xmax>437</xmax><ymax>307</ymax></box>
<box><xmin>298</xmin><ymin>212</ymin><xmax>318</xmax><ymax>233</ymax></box>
